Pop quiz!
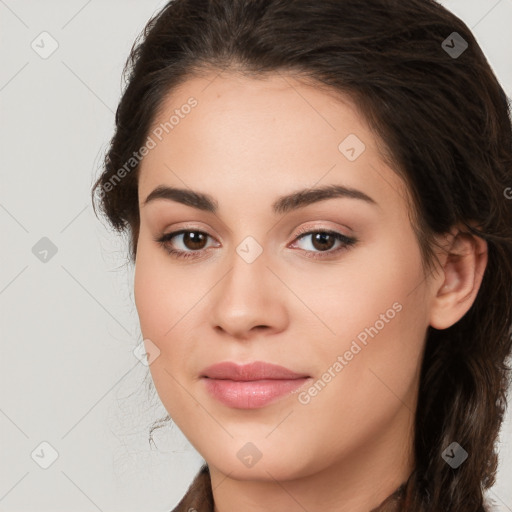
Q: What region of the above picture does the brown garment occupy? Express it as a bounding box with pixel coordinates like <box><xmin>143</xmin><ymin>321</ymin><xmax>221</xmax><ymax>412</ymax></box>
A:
<box><xmin>170</xmin><ymin>463</ymin><xmax>406</xmax><ymax>512</ymax></box>
<box><xmin>171</xmin><ymin>463</ymin><xmax>214</xmax><ymax>512</ymax></box>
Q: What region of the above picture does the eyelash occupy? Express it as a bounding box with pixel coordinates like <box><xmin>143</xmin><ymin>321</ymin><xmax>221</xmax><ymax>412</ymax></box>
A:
<box><xmin>154</xmin><ymin>226</ymin><xmax>357</xmax><ymax>261</ymax></box>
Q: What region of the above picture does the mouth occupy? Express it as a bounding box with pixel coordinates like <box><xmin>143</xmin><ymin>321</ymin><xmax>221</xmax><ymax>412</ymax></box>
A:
<box><xmin>200</xmin><ymin>360</ymin><xmax>310</xmax><ymax>380</ymax></box>
<box><xmin>200</xmin><ymin>361</ymin><xmax>312</xmax><ymax>409</ymax></box>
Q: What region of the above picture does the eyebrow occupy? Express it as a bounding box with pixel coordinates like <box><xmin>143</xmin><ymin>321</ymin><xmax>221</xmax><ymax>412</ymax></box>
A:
<box><xmin>142</xmin><ymin>183</ymin><xmax>377</xmax><ymax>215</ymax></box>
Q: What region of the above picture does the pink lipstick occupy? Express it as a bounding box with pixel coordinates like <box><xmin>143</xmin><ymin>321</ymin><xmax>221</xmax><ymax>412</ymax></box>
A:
<box><xmin>200</xmin><ymin>361</ymin><xmax>311</xmax><ymax>409</ymax></box>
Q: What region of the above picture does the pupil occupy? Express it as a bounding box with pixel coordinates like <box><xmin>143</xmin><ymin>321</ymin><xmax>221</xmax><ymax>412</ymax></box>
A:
<box><xmin>313</xmin><ymin>233</ymin><xmax>334</xmax><ymax>251</ymax></box>
<box><xmin>185</xmin><ymin>232</ymin><xmax>206</xmax><ymax>250</ymax></box>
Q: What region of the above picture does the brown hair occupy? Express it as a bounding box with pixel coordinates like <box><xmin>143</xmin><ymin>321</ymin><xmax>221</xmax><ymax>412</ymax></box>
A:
<box><xmin>91</xmin><ymin>1</ymin><xmax>512</xmax><ymax>510</ymax></box>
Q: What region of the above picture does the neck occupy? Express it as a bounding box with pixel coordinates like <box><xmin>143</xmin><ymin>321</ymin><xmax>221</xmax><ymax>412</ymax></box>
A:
<box><xmin>209</xmin><ymin>404</ymin><xmax>415</xmax><ymax>512</ymax></box>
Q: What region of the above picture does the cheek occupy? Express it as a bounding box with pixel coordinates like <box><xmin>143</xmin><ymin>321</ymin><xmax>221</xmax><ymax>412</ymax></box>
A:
<box><xmin>134</xmin><ymin>239</ymin><xmax>181</xmax><ymax>341</ymax></box>
<box><xmin>292</xmin><ymin>236</ymin><xmax>427</xmax><ymax>410</ymax></box>
<box><xmin>289</xmin><ymin>233</ymin><xmax>425</xmax><ymax>350</ymax></box>
<box><xmin>291</xmin><ymin>293</ymin><xmax>425</xmax><ymax>467</ymax></box>
<box><xmin>133</xmin><ymin>235</ymin><xmax>210</xmax><ymax>383</ymax></box>
<box><xmin>133</xmin><ymin>242</ymin><xmax>199</xmax><ymax>420</ymax></box>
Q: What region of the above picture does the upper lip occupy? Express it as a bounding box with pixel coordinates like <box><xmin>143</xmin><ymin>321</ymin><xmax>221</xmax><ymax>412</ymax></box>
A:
<box><xmin>200</xmin><ymin>361</ymin><xmax>309</xmax><ymax>381</ymax></box>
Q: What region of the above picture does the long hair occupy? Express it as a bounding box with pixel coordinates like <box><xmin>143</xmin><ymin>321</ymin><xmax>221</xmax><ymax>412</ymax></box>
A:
<box><xmin>91</xmin><ymin>1</ymin><xmax>512</xmax><ymax>510</ymax></box>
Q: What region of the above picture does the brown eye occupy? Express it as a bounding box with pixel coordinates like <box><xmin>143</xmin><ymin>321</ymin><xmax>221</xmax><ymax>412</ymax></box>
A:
<box><xmin>309</xmin><ymin>232</ymin><xmax>337</xmax><ymax>252</ymax></box>
<box><xmin>291</xmin><ymin>229</ymin><xmax>357</xmax><ymax>260</ymax></box>
<box><xmin>180</xmin><ymin>231</ymin><xmax>208</xmax><ymax>250</ymax></box>
<box><xmin>155</xmin><ymin>229</ymin><xmax>216</xmax><ymax>260</ymax></box>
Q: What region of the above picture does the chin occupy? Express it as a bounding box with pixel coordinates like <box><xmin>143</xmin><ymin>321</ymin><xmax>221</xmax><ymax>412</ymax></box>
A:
<box><xmin>206</xmin><ymin>444</ymin><xmax>316</xmax><ymax>482</ymax></box>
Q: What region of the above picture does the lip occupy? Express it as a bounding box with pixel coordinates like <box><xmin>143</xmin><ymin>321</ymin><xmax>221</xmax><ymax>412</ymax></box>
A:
<box><xmin>200</xmin><ymin>361</ymin><xmax>309</xmax><ymax>380</ymax></box>
<box><xmin>200</xmin><ymin>361</ymin><xmax>311</xmax><ymax>409</ymax></box>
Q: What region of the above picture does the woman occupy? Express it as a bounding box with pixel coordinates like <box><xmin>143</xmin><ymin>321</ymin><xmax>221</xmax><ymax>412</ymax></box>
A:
<box><xmin>91</xmin><ymin>0</ymin><xmax>512</xmax><ymax>510</ymax></box>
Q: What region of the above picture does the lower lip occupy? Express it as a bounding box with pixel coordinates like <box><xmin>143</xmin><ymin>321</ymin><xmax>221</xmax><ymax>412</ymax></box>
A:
<box><xmin>202</xmin><ymin>377</ymin><xmax>311</xmax><ymax>409</ymax></box>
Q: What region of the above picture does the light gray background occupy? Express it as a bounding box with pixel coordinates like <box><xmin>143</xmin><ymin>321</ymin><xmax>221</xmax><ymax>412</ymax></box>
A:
<box><xmin>1</xmin><ymin>1</ymin><xmax>511</xmax><ymax>511</ymax></box>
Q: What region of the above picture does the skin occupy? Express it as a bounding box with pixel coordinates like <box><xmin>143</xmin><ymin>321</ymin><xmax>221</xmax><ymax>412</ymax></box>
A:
<box><xmin>133</xmin><ymin>71</ymin><xmax>488</xmax><ymax>512</ymax></box>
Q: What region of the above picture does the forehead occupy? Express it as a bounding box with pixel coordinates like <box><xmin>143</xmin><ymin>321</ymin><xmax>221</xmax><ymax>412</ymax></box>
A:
<box><xmin>138</xmin><ymin>71</ymin><xmax>409</xmax><ymax>218</ymax></box>
<box><xmin>149</xmin><ymin>70</ymin><xmax>368</xmax><ymax>145</ymax></box>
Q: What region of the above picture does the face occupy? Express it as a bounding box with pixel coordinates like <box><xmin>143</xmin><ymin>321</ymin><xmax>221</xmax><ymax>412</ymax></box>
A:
<box><xmin>134</xmin><ymin>71</ymin><xmax>435</xmax><ymax>482</ymax></box>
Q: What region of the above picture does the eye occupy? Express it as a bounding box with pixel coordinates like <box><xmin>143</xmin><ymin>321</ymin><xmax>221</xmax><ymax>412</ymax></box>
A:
<box><xmin>154</xmin><ymin>227</ymin><xmax>357</xmax><ymax>261</ymax></box>
<box><xmin>154</xmin><ymin>229</ymin><xmax>218</xmax><ymax>260</ymax></box>
<box><xmin>289</xmin><ymin>227</ymin><xmax>357</xmax><ymax>260</ymax></box>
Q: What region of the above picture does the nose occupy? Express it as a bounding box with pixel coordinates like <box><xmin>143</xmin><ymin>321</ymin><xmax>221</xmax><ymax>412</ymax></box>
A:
<box><xmin>209</xmin><ymin>245</ymin><xmax>289</xmax><ymax>340</ymax></box>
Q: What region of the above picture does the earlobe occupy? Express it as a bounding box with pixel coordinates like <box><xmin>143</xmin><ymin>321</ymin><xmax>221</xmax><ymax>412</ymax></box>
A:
<box><xmin>429</xmin><ymin>230</ymin><xmax>488</xmax><ymax>330</ymax></box>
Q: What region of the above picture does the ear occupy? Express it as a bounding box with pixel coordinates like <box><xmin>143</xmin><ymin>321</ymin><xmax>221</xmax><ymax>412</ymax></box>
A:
<box><xmin>428</xmin><ymin>226</ymin><xmax>488</xmax><ymax>330</ymax></box>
